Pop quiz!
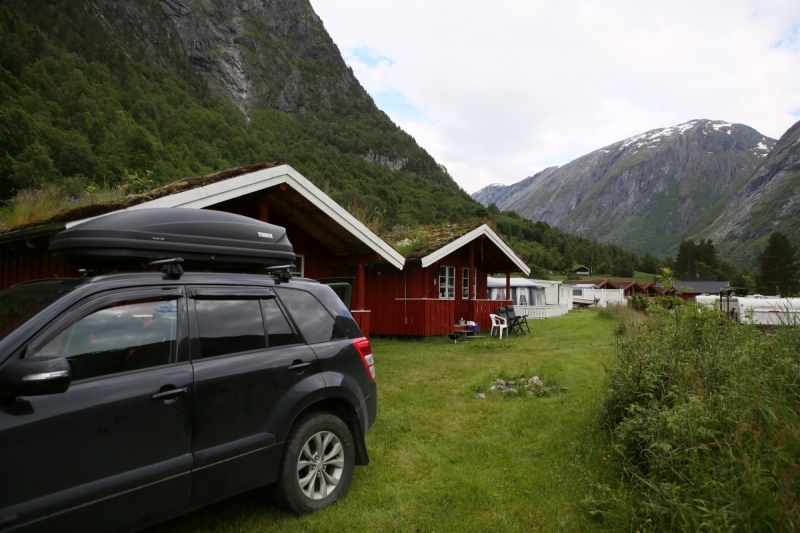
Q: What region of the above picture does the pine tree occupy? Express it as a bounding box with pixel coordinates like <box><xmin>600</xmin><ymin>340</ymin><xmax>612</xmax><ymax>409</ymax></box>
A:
<box><xmin>755</xmin><ymin>232</ymin><xmax>800</xmax><ymax>296</ymax></box>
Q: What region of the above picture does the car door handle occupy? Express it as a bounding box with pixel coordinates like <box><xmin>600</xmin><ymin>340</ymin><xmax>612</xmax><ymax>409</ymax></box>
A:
<box><xmin>288</xmin><ymin>362</ymin><xmax>312</xmax><ymax>371</ymax></box>
<box><xmin>152</xmin><ymin>387</ymin><xmax>189</xmax><ymax>400</ymax></box>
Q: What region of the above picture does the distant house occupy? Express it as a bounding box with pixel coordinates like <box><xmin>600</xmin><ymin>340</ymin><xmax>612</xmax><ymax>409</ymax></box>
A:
<box><xmin>570</xmin><ymin>265</ymin><xmax>591</xmax><ymax>276</ymax></box>
<box><xmin>670</xmin><ymin>280</ymin><xmax>731</xmax><ymax>300</ymax></box>
<box><xmin>611</xmin><ymin>280</ymin><xmax>646</xmax><ymax>298</ymax></box>
<box><xmin>638</xmin><ymin>283</ymin><xmax>663</xmax><ymax>297</ymax></box>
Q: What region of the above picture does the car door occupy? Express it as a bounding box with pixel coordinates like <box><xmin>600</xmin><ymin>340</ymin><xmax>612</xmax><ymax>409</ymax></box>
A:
<box><xmin>0</xmin><ymin>288</ymin><xmax>192</xmax><ymax>533</ymax></box>
<box><xmin>188</xmin><ymin>286</ymin><xmax>323</xmax><ymax>509</ymax></box>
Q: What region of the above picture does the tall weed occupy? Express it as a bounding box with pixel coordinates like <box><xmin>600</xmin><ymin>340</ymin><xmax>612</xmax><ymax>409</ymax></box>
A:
<box><xmin>600</xmin><ymin>304</ymin><xmax>800</xmax><ymax>532</ymax></box>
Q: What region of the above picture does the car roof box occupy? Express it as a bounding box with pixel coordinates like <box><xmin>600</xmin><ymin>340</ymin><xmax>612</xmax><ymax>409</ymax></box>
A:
<box><xmin>50</xmin><ymin>208</ymin><xmax>295</xmax><ymax>271</ymax></box>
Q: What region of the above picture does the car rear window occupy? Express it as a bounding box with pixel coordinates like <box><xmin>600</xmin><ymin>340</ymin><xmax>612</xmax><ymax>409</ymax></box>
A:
<box><xmin>195</xmin><ymin>299</ymin><xmax>267</xmax><ymax>358</ymax></box>
<box><xmin>0</xmin><ymin>280</ymin><xmax>78</xmax><ymax>341</ymax></box>
<box><xmin>274</xmin><ymin>288</ymin><xmax>347</xmax><ymax>344</ymax></box>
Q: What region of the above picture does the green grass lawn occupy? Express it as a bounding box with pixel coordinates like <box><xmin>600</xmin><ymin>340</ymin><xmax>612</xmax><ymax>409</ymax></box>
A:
<box><xmin>541</xmin><ymin>271</ymin><xmax>655</xmax><ymax>284</ymax></box>
<box><xmin>149</xmin><ymin>310</ymin><xmax>621</xmax><ymax>533</ymax></box>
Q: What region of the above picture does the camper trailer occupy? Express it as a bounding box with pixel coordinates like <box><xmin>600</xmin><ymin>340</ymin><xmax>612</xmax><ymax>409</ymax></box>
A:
<box><xmin>696</xmin><ymin>295</ymin><xmax>800</xmax><ymax>325</ymax></box>
<box><xmin>736</xmin><ymin>297</ymin><xmax>800</xmax><ymax>326</ymax></box>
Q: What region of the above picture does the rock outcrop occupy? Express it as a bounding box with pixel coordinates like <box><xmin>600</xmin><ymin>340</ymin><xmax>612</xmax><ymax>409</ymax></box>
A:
<box><xmin>708</xmin><ymin>119</ymin><xmax>800</xmax><ymax>265</ymax></box>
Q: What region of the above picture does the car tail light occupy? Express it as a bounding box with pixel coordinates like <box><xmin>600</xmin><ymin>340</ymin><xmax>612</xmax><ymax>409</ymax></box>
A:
<box><xmin>351</xmin><ymin>337</ymin><xmax>375</xmax><ymax>381</ymax></box>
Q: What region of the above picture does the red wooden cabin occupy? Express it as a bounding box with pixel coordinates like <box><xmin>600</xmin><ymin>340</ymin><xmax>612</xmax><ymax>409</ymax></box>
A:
<box><xmin>368</xmin><ymin>224</ymin><xmax>529</xmax><ymax>335</ymax></box>
<box><xmin>0</xmin><ymin>165</ymin><xmax>404</xmax><ymax>337</ymax></box>
<box><xmin>1</xmin><ymin>164</ymin><xmax>531</xmax><ymax>337</ymax></box>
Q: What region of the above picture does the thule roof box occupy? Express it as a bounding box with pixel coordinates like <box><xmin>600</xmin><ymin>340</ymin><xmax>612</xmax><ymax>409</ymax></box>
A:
<box><xmin>50</xmin><ymin>208</ymin><xmax>295</xmax><ymax>272</ymax></box>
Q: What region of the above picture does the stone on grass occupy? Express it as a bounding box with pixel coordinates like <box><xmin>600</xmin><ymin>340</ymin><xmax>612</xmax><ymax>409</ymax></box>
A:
<box><xmin>474</xmin><ymin>392</ymin><xmax>486</xmax><ymax>399</ymax></box>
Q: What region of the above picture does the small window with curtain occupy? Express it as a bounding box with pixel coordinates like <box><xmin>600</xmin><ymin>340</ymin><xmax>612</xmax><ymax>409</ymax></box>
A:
<box><xmin>439</xmin><ymin>266</ymin><xmax>455</xmax><ymax>299</ymax></box>
<box><xmin>462</xmin><ymin>267</ymin><xmax>469</xmax><ymax>299</ymax></box>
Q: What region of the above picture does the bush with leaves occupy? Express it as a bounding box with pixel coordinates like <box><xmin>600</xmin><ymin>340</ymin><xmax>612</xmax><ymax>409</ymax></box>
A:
<box><xmin>601</xmin><ymin>304</ymin><xmax>800</xmax><ymax>532</ymax></box>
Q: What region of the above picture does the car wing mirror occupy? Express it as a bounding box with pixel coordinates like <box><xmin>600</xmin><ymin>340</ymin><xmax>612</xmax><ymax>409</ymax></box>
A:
<box><xmin>0</xmin><ymin>357</ymin><xmax>71</xmax><ymax>398</ymax></box>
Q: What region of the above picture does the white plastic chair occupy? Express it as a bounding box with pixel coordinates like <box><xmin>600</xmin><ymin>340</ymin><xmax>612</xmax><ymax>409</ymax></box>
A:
<box><xmin>489</xmin><ymin>314</ymin><xmax>508</xmax><ymax>340</ymax></box>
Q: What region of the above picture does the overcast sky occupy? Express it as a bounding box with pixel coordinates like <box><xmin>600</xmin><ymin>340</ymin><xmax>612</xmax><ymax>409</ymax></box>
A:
<box><xmin>310</xmin><ymin>1</ymin><xmax>800</xmax><ymax>194</ymax></box>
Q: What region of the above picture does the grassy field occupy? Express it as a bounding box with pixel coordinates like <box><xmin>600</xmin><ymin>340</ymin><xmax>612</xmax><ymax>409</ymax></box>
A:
<box><xmin>149</xmin><ymin>310</ymin><xmax>623</xmax><ymax>533</ymax></box>
<box><xmin>542</xmin><ymin>271</ymin><xmax>655</xmax><ymax>284</ymax></box>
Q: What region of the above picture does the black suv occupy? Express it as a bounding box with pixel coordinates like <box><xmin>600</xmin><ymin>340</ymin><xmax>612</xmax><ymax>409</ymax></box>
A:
<box><xmin>0</xmin><ymin>271</ymin><xmax>376</xmax><ymax>532</ymax></box>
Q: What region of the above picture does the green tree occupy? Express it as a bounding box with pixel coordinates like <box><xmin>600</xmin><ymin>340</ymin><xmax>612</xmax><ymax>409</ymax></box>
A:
<box><xmin>755</xmin><ymin>231</ymin><xmax>800</xmax><ymax>296</ymax></box>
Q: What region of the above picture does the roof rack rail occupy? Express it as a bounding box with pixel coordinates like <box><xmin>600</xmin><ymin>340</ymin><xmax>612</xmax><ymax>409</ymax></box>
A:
<box><xmin>147</xmin><ymin>258</ymin><xmax>184</xmax><ymax>280</ymax></box>
<box><xmin>263</xmin><ymin>264</ymin><xmax>293</xmax><ymax>282</ymax></box>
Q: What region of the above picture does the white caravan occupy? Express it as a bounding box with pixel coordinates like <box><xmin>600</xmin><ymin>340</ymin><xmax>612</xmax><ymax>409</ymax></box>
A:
<box><xmin>696</xmin><ymin>295</ymin><xmax>800</xmax><ymax>325</ymax></box>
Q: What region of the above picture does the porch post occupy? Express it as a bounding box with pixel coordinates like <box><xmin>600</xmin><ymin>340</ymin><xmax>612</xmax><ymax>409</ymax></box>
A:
<box><xmin>469</xmin><ymin>241</ymin><xmax>475</xmax><ymax>300</ymax></box>
<box><xmin>505</xmin><ymin>272</ymin><xmax>511</xmax><ymax>302</ymax></box>
<box><xmin>356</xmin><ymin>260</ymin><xmax>365</xmax><ymax>310</ymax></box>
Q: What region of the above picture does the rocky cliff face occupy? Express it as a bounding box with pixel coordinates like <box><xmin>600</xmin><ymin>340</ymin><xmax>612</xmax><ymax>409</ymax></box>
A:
<box><xmin>159</xmin><ymin>0</ymin><xmax>368</xmax><ymax>114</ymax></box>
<box><xmin>472</xmin><ymin>120</ymin><xmax>776</xmax><ymax>257</ymax></box>
<box><xmin>707</xmin><ymin>119</ymin><xmax>800</xmax><ymax>265</ymax></box>
<box><xmin>69</xmin><ymin>0</ymin><xmax>368</xmax><ymax>114</ymax></box>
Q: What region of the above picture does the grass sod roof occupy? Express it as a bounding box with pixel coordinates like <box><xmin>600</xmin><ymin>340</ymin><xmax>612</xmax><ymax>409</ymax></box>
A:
<box><xmin>0</xmin><ymin>162</ymin><xmax>282</xmax><ymax>236</ymax></box>
<box><xmin>381</xmin><ymin>222</ymin><xmax>483</xmax><ymax>259</ymax></box>
<box><xmin>0</xmin><ymin>162</ymin><xmax>529</xmax><ymax>268</ymax></box>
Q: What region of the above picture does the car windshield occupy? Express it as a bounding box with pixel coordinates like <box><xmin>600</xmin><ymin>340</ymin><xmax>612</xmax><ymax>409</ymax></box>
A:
<box><xmin>0</xmin><ymin>280</ymin><xmax>80</xmax><ymax>341</ymax></box>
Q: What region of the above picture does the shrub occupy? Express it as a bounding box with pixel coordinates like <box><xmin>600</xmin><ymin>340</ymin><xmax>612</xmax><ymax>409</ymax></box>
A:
<box><xmin>628</xmin><ymin>294</ymin><xmax>650</xmax><ymax>312</ymax></box>
<box><xmin>601</xmin><ymin>304</ymin><xmax>800</xmax><ymax>531</ymax></box>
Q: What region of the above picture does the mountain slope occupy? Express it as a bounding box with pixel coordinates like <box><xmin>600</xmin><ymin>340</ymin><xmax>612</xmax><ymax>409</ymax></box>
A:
<box><xmin>703</xmin><ymin>118</ymin><xmax>800</xmax><ymax>267</ymax></box>
<box><xmin>473</xmin><ymin>120</ymin><xmax>776</xmax><ymax>257</ymax></box>
<box><xmin>0</xmin><ymin>0</ymin><xmax>472</xmax><ymax>228</ymax></box>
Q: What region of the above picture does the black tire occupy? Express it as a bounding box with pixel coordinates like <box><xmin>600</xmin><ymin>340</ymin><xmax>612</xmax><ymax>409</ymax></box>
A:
<box><xmin>274</xmin><ymin>412</ymin><xmax>355</xmax><ymax>514</ymax></box>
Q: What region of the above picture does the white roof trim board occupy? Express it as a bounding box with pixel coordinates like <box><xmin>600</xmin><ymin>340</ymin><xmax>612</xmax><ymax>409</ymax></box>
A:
<box><xmin>420</xmin><ymin>224</ymin><xmax>530</xmax><ymax>275</ymax></box>
<box><xmin>66</xmin><ymin>165</ymin><xmax>406</xmax><ymax>270</ymax></box>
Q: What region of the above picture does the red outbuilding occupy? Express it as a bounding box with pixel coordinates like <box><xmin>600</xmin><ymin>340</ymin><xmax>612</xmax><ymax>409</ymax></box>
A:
<box><xmin>0</xmin><ymin>164</ymin><xmax>529</xmax><ymax>337</ymax></box>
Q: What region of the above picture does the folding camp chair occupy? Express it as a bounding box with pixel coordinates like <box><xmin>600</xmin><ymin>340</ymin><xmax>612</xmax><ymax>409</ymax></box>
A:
<box><xmin>506</xmin><ymin>305</ymin><xmax>530</xmax><ymax>334</ymax></box>
<box><xmin>497</xmin><ymin>306</ymin><xmax>524</xmax><ymax>336</ymax></box>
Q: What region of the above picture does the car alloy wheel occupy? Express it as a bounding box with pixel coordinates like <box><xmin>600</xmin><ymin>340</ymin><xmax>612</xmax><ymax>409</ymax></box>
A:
<box><xmin>275</xmin><ymin>412</ymin><xmax>355</xmax><ymax>514</ymax></box>
<box><xmin>296</xmin><ymin>430</ymin><xmax>345</xmax><ymax>500</ymax></box>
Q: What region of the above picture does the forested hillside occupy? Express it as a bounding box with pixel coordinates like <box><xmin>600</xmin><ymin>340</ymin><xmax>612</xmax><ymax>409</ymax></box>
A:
<box><xmin>0</xmin><ymin>0</ymin><xmax>641</xmax><ymax>277</ymax></box>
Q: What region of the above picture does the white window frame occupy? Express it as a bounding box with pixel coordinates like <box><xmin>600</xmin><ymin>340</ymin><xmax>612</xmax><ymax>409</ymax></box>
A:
<box><xmin>462</xmin><ymin>267</ymin><xmax>469</xmax><ymax>299</ymax></box>
<box><xmin>291</xmin><ymin>254</ymin><xmax>305</xmax><ymax>277</ymax></box>
<box><xmin>473</xmin><ymin>268</ymin><xmax>477</xmax><ymax>299</ymax></box>
<box><xmin>439</xmin><ymin>266</ymin><xmax>455</xmax><ymax>299</ymax></box>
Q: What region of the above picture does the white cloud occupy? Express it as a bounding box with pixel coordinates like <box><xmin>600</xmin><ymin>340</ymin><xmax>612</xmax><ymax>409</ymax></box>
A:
<box><xmin>310</xmin><ymin>0</ymin><xmax>800</xmax><ymax>193</ymax></box>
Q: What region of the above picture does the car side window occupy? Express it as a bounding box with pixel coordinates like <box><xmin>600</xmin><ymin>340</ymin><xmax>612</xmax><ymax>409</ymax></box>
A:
<box><xmin>274</xmin><ymin>288</ymin><xmax>347</xmax><ymax>344</ymax></box>
<box><xmin>31</xmin><ymin>297</ymin><xmax>179</xmax><ymax>382</ymax></box>
<box><xmin>195</xmin><ymin>299</ymin><xmax>266</xmax><ymax>358</ymax></box>
<box><xmin>262</xmin><ymin>298</ymin><xmax>298</xmax><ymax>348</ymax></box>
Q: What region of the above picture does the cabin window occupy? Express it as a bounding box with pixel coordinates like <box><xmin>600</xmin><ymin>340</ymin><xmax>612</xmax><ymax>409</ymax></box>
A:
<box><xmin>290</xmin><ymin>254</ymin><xmax>304</xmax><ymax>277</ymax></box>
<box><xmin>462</xmin><ymin>268</ymin><xmax>469</xmax><ymax>299</ymax></box>
<box><xmin>573</xmin><ymin>289</ymin><xmax>583</xmax><ymax>297</ymax></box>
<box><xmin>473</xmin><ymin>268</ymin><xmax>477</xmax><ymax>299</ymax></box>
<box><xmin>439</xmin><ymin>266</ymin><xmax>455</xmax><ymax>299</ymax></box>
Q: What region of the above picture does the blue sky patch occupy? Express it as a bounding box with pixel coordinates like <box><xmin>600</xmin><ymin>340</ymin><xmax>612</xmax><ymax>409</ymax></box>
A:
<box><xmin>771</xmin><ymin>23</ymin><xmax>799</xmax><ymax>49</ymax></box>
<box><xmin>370</xmin><ymin>88</ymin><xmax>433</xmax><ymax>125</ymax></box>
<box><xmin>348</xmin><ymin>46</ymin><xmax>394</xmax><ymax>68</ymax></box>
<box><xmin>791</xmin><ymin>108</ymin><xmax>800</xmax><ymax>118</ymax></box>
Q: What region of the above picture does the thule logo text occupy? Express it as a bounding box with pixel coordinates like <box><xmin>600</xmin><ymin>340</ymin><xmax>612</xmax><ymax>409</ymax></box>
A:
<box><xmin>258</xmin><ymin>232</ymin><xmax>273</xmax><ymax>239</ymax></box>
